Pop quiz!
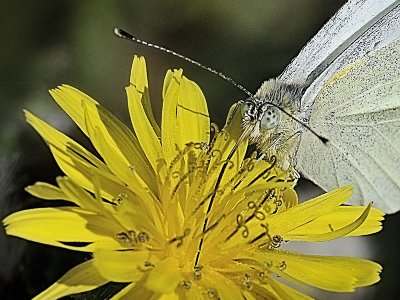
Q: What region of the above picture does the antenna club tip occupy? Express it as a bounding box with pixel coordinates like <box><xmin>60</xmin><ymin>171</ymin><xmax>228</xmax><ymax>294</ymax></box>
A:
<box><xmin>114</xmin><ymin>27</ymin><xmax>133</xmax><ymax>39</ymax></box>
<box><xmin>114</xmin><ymin>27</ymin><xmax>124</xmax><ymax>37</ymax></box>
<box><xmin>320</xmin><ymin>136</ymin><xmax>329</xmax><ymax>144</ymax></box>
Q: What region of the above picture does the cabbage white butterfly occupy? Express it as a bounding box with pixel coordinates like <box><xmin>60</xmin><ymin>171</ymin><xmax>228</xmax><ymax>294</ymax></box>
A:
<box><xmin>115</xmin><ymin>0</ymin><xmax>400</xmax><ymax>213</ymax></box>
<box><xmin>241</xmin><ymin>0</ymin><xmax>400</xmax><ymax>213</ymax></box>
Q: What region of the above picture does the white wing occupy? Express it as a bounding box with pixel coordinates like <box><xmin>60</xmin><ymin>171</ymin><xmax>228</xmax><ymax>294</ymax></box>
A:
<box><xmin>279</xmin><ymin>0</ymin><xmax>399</xmax><ymax>88</ymax></box>
<box><xmin>296</xmin><ymin>38</ymin><xmax>400</xmax><ymax>213</ymax></box>
<box><xmin>300</xmin><ymin>2</ymin><xmax>400</xmax><ymax>114</ymax></box>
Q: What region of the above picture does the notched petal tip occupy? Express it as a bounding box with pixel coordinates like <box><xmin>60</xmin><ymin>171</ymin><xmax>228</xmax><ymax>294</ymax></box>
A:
<box><xmin>130</xmin><ymin>55</ymin><xmax>148</xmax><ymax>92</ymax></box>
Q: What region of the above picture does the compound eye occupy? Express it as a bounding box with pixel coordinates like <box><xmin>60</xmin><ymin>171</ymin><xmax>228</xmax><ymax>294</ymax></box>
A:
<box><xmin>260</xmin><ymin>106</ymin><xmax>281</xmax><ymax>130</ymax></box>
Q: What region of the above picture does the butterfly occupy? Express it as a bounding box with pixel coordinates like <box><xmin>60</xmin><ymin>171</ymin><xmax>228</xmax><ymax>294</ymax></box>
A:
<box><xmin>241</xmin><ymin>0</ymin><xmax>400</xmax><ymax>213</ymax></box>
<box><xmin>115</xmin><ymin>0</ymin><xmax>399</xmax><ymax>214</ymax></box>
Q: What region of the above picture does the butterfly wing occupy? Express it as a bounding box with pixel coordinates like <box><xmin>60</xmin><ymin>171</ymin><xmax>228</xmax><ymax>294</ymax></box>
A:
<box><xmin>279</xmin><ymin>0</ymin><xmax>399</xmax><ymax>88</ymax></box>
<box><xmin>296</xmin><ymin>37</ymin><xmax>400</xmax><ymax>213</ymax></box>
<box><xmin>299</xmin><ymin>2</ymin><xmax>400</xmax><ymax>115</ymax></box>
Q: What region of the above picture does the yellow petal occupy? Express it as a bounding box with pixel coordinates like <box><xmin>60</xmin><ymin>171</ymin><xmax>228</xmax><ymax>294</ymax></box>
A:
<box><xmin>49</xmin><ymin>85</ymin><xmax>98</xmax><ymax>136</ymax></box>
<box><xmin>263</xmin><ymin>276</ymin><xmax>314</xmax><ymax>300</ymax></box>
<box><xmin>283</xmin><ymin>203</ymin><xmax>372</xmax><ymax>242</ymax></box>
<box><xmin>56</xmin><ymin>176</ymin><xmax>102</xmax><ymax>212</ymax></box>
<box><xmin>245</xmin><ymin>283</ymin><xmax>280</xmax><ymax>300</ymax></box>
<box><xmin>252</xmin><ymin>249</ymin><xmax>382</xmax><ymax>292</ymax></box>
<box><xmin>25</xmin><ymin>110</ymin><xmax>106</xmax><ymax>170</ymax></box>
<box><xmin>93</xmin><ymin>249</ymin><xmax>149</xmax><ymax>282</ymax></box>
<box><xmin>26</xmin><ymin>109</ymin><xmax>132</xmax><ymax>202</ymax></box>
<box><xmin>50</xmin><ymin>85</ymin><xmax>156</xmax><ymax>190</ymax></box>
<box><xmin>285</xmin><ymin>205</ymin><xmax>384</xmax><ymax>239</ymax></box>
<box><xmin>47</xmin><ymin>143</ymin><xmax>134</xmax><ymax>202</ymax></box>
<box><xmin>267</xmin><ymin>186</ymin><xmax>353</xmax><ymax>235</ymax></box>
<box><xmin>110</xmin><ymin>281</ymin><xmax>153</xmax><ymax>300</ymax></box>
<box><xmin>127</xmin><ymin>82</ymin><xmax>162</xmax><ymax>172</ymax></box>
<box><xmin>83</xmin><ymin>105</ymin><xmax>156</xmax><ymax>202</ymax></box>
<box><xmin>145</xmin><ymin>256</ymin><xmax>182</xmax><ymax>293</ymax></box>
<box><xmin>160</xmin><ymin>69</ymin><xmax>210</xmax><ymax>164</ymax></box>
<box><xmin>158</xmin><ymin>293</ymin><xmax>179</xmax><ymax>300</ymax></box>
<box><xmin>116</xmin><ymin>194</ymin><xmax>165</xmax><ymax>246</ymax></box>
<box><xmin>201</xmin><ymin>268</ymin><xmax>243</xmax><ymax>299</ymax></box>
<box><xmin>161</xmin><ymin>69</ymin><xmax>183</xmax><ymax>163</ymax></box>
<box><xmin>130</xmin><ymin>56</ymin><xmax>161</xmax><ymax>136</ymax></box>
<box><xmin>25</xmin><ymin>181</ymin><xmax>66</xmax><ymax>200</ymax></box>
<box><xmin>206</xmin><ymin>103</ymin><xmax>248</xmax><ymax>190</ymax></box>
<box><xmin>181</xmin><ymin>281</ymin><xmax>206</xmax><ymax>300</ymax></box>
<box><xmin>93</xmin><ymin>104</ymin><xmax>156</xmax><ymax>191</ymax></box>
<box><xmin>33</xmin><ymin>260</ymin><xmax>108</xmax><ymax>300</ymax></box>
<box><xmin>3</xmin><ymin>207</ymin><xmax>124</xmax><ymax>251</ymax></box>
<box><xmin>176</xmin><ymin>76</ymin><xmax>210</xmax><ymax>148</ymax></box>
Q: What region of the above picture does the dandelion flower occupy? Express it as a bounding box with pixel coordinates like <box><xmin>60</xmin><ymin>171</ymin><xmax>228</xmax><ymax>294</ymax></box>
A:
<box><xmin>3</xmin><ymin>56</ymin><xmax>384</xmax><ymax>299</ymax></box>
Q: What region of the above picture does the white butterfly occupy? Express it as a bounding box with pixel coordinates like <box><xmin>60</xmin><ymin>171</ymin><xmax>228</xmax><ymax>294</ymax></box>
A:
<box><xmin>241</xmin><ymin>0</ymin><xmax>400</xmax><ymax>213</ymax></box>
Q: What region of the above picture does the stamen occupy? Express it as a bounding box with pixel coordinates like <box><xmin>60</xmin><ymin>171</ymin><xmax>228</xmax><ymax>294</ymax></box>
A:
<box><xmin>226</xmin><ymin>191</ymin><xmax>274</xmax><ymax>242</ymax></box>
<box><xmin>237</xmin><ymin>214</ymin><xmax>250</xmax><ymax>238</ymax></box>
<box><xmin>144</xmin><ymin>261</ymin><xmax>155</xmax><ymax>268</ymax></box>
<box><xmin>111</xmin><ymin>192</ymin><xmax>128</xmax><ymax>206</ymax></box>
<box><xmin>115</xmin><ymin>230</ymin><xmax>136</xmax><ymax>247</ymax></box>
<box><xmin>271</xmin><ymin>194</ymin><xmax>283</xmax><ymax>214</ymax></box>
<box><xmin>201</xmin><ymin>214</ymin><xmax>226</xmax><ymax>236</ymax></box>
<box><xmin>180</xmin><ymin>280</ymin><xmax>192</xmax><ymax>290</ymax></box>
<box><xmin>210</xmin><ymin>148</ymin><xmax>223</xmax><ymax>160</ymax></box>
<box><xmin>115</xmin><ymin>230</ymin><xmax>150</xmax><ymax>247</ymax></box>
<box><xmin>264</xmin><ymin>261</ymin><xmax>273</xmax><ymax>268</ymax></box>
<box><xmin>247</xmin><ymin>201</ymin><xmax>266</xmax><ymax>220</ymax></box>
<box><xmin>243</xmin><ymin>273</ymin><xmax>253</xmax><ymax>290</ymax></box>
<box><xmin>191</xmin><ymin>141</ymin><xmax>209</xmax><ymax>152</ymax></box>
<box><xmin>250</xmin><ymin>223</ymin><xmax>272</xmax><ymax>246</ymax></box>
<box><xmin>171</xmin><ymin>166</ymin><xmax>204</xmax><ymax>199</ymax></box>
<box><xmin>171</xmin><ymin>170</ymin><xmax>181</xmax><ymax>179</ymax></box>
<box><xmin>167</xmin><ymin>144</ymin><xmax>195</xmax><ymax>176</ymax></box>
<box><xmin>207</xmin><ymin>288</ymin><xmax>220</xmax><ymax>299</ymax></box>
<box><xmin>193</xmin><ymin>265</ymin><xmax>203</xmax><ymax>281</ymax></box>
<box><xmin>270</xmin><ymin>235</ymin><xmax>283</xmax><ymax>249</ymax></box>
<box><xmin>168</xmin><ymin>228</ymin><xmax>191</xmax><ymax>247</ymax></box>
<box><xmin>191</xmin><ymin>159</ymin><xmax>233</xmax><ymax>215</ymax></box>
<box><xmin>137</xmin><ymin>232</ymin><xmax>150</xmax><ymax>243</ymax></box>
<box><xmin>208</xmin><ymin>123</ymin><xmax>220</xmax><ymax>151</ymax></box>
<box><xmin>246</xmin><ymin>156</ymin><xmax>277</xmax><ymax>187</ymax></box>
<box><xmin>258</xmin><ymin>271</ymin><xmax>266</xmax><ymax>282</ymax></box>
<box><xmin>279</xmin><ymin>261</ymin><xmax>287</xmax><ymax>271</ymax></box>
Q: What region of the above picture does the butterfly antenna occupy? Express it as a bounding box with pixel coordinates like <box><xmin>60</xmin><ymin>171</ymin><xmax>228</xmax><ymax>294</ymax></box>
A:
<box><xmin>114</xmin><ymin>27</ymin><xmax>328</xmax><ymax>144</ymax></box>
<box><xmin>114</xmin><ymin>27</ymin><xmax>254</xmax><ymax>99</ymax></box>
<box><xmin>265</xmin><ymin>103</ymin><xmax>328</xmax><ymax>144</ymax></box>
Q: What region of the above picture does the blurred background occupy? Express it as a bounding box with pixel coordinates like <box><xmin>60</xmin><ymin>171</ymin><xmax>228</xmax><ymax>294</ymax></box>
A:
<box><xmin>1</xmin><ymin>0</ymin><xmax>399</xmax><ymax>299</ymax></box>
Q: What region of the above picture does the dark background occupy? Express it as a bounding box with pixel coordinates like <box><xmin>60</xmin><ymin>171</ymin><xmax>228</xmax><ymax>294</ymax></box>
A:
<box><xmin>1</xmin><ymin>1</ymin><xmax>399</xmax><ymax>299</ymax></box>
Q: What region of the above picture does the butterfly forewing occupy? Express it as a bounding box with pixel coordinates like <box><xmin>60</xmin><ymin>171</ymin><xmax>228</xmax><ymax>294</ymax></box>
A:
<box><xmin>300</xmin><ymin>2</ymin><xmax>400</xmax><ymax>113</ymax></box>
<box><xmin>279</xmin><ymin>0</ymin><xmax>399</xmax><ymax>87</ymax></box>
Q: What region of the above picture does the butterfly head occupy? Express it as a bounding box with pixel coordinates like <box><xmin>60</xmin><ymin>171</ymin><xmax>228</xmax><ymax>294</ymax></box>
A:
<box><xmin>241</xmin><ymin>99</ymin><xmax>282</xmax><ymax>134</ymax></box>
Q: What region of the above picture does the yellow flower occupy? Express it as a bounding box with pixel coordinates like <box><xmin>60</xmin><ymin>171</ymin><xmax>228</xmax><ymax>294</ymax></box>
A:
<box><xmin>3</xmin><ymin>56</ymin><xmax>384</xmax><ymax>299</ymax></box>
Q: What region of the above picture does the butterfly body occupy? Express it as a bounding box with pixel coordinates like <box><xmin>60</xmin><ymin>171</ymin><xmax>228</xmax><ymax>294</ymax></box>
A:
<box><xmin>242</xmin><ymin>79</ymin><xmax>304</xmax><ymax>170</ymax></box>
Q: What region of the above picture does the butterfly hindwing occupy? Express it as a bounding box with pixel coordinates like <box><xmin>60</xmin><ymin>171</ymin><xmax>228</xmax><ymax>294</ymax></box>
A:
<box><xmin>296</xmin><ymin>38</ymin><xmax>400</xmax><ymax>213</ymax></box>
